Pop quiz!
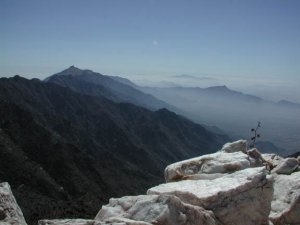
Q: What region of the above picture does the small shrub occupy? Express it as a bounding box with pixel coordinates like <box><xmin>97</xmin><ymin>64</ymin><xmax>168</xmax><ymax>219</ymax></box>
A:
<box><xmin>249</xmin><ymin>121</ymin><xmax>261</xmax><ymax>148</ymax></box>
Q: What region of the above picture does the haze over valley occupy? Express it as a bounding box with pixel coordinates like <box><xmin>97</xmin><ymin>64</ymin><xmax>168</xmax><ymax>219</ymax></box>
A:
<box><xmin>46</xmin><ymin>66</ymin><xmax>300</xmax><ymax>154</ymax></box>
<box><xmin>139</xmin><ymin>81</ymin><xmax>300</xmax><ymax>154</ymax></box>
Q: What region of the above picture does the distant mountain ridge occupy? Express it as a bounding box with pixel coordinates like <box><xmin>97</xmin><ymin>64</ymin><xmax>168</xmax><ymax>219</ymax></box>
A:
<box><xmin>46</xmin><ymin>67</ymin><xmax>298</xmax><ymax>154</ymax></box>
<box><xmin>277</xmin><ymin>99</ymin><xmax>300</xmax><ymax>109</ymax></box>
<box><xmin>45</xmin><ymin>66</ymin><xmax>226</xmax><ymax>139</ymax></box>
<box><xmin>45</xmin><ymin>66</ymin><xmax>173</xmax><ymax>111</ymax></box>
<box><xmin>139</xmin><ymin>84</ymin><xmax>300</xmax><ymax>153</ymax></box>
<box><xmin>141</xmin><ymin>85</ymin><xmax>264</xmax><ymax>103</ymax></box>
<box><xmin>139</xmin><ymin>83</ymin><xmax>300</xmax><ymax>107</ymax></box>
<box><xmin>0</xmin><ymin>74</ymin><xmax>228</xmax><ymax>224</ymax></box>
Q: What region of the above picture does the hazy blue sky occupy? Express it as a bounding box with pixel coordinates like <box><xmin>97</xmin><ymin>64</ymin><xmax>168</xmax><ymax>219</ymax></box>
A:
<box><xmin>1</xmin><ymin>0</ymin><xmax>299</xmax><ymax>90</ymax></box>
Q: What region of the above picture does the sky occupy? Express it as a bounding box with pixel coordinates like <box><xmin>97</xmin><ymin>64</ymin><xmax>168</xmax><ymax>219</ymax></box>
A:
<box><xmin>1</xmin><ymin>0</ymin><xmax>299</xmax><ymax>101</ymax></box>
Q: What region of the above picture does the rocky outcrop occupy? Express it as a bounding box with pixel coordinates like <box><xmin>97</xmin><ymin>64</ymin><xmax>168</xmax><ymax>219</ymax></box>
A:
<box><xmin>2</xmin><ymin>140</ymin><xmax>300</xmax><ymax>225</ymax></box>
<box><xmin>262</xmin><ymin>154</ymin><xmax>284</xmax><ymax>168</ymax></box>
<box><xmin>95</xmin><ymin>195</ymin><xmax>220</xmax><ymax>225</ymax></box>
<box><xmin>149</xmin><ymin>167</ymin><xmax>273</xmax><ymax>225</ymax></box>
<box><xmin>219</xmin><ymin>139</ymin><xmax>247</xmax><ymax>153</ymax></box>
<box><xmin>0</xmin><ymin>182</ymin><xmax>27</xmax><ymax>225</ymax></box>
<box><xmin>164</xmin><ymin>151</ymin><xmax>252</xmax><ymax>182</ymax></box>
<box><xmin>269</xmin><ymin>171</ymin><xmax>300</xmax><ymax>225</ymax></box>
<box><xmin>271</xmin><ymin>158</ymin><xmax>299</xmax><ymax>174</ymax></box>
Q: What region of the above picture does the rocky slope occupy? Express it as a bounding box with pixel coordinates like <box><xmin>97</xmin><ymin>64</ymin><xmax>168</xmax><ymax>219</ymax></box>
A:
<box><xmin>0</xmin><ymin>75</ymin><xmax>228</xmax><ymax>224</ymax></box>
<box><xmin>29</xmin><ymin>140</ymin><xmax>300</xmax><ymax>225</ymax></box>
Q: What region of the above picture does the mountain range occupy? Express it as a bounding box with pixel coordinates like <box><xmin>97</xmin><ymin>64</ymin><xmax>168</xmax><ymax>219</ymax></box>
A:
<box><xmin>45</xmin><ymin>66</ymin><xmax>172</xmax><ymax>111</ymax></box>
<box><xmin>1</xmin><ymin>66</ymin><xmax>298</xmax><ymax>224</ymax></box>
<box><xmin>0</xmin><ymin>68</ymin><xmax>228</xmax><ymax>224</ymax></box>
<box><xmin>138</xmin><ymin>85</ymin><xmax>300</xmax><ymax>153</ymax></box>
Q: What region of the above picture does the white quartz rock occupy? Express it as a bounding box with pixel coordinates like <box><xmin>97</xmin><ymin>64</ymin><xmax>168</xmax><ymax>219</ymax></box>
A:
<box><xmin>220</xmin><ymin>139</ymin><xmax>247</xmax><ymax>153</ymax></box>
<box><xmin>262</xmin><ymin>154</ymin><xmax>284</xmax><ymax>168</ymax></box>
<box><xmin>269</xmin><ymin>171</ymin><xmax>300</xmax><ymax>225</ymax></box>
<box><xmin>164</xmin><ymin>151</ymin><xmax>251</xmax><ymax>182</ymax></box>
<box><xmin>148</xmin><ymin>167</ymin><xmax>273</xmax><ymax>225</ymax></box>
<box><xmin>271</xmin><ymin>158</ymin><xmax>299</xmax><ymax>174</ymax></box>
<box><xmin>0</xmin><ymin>182</ymin><xmax>27</xmax><ymax>225</ymax></box>
<box><xmin>95</xmin><ymin>194</ymin><xmax>220</xmax><ymax>225</ymax></box>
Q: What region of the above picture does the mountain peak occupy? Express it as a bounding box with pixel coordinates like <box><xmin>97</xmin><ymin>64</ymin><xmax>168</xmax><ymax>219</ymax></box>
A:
<box><xmin>206</xmin><ymin>85</ymin><xmax>230</xmax><ymax>91</ymax></box>
<box><xmin>61</xmin><ymin>65</ymin><xmax>83</xmax><ymax>75</ymax></box>
<box><xmin>68</xmin><ymin>65</ymin><xmax>78</xmax><ymax>70</ymax></box>
<box><xmin>51</xmin><ymin>66</ymin><xmax>97</xmax><ymax>78</ymax></box>
<box><xmin>216</xmin><ymin>85</ymin><xmax>228</xmax><ymax>89</ymax></box>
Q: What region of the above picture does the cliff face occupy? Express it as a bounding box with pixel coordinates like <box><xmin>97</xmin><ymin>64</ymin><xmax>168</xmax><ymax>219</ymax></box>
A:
<box><xmin>2</xmin><ymin>140</ymin><xmax>299</xmax><ymax>225</ymax></box>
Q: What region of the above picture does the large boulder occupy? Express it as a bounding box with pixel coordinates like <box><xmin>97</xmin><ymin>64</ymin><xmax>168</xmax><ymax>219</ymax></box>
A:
<box><xmin>219</xmin><ymin>140</ymin><xmax>247</xmax><ymax>153</ymax></box>
<box><xmin>148</xmin><ymin>167</ymin><xmax>273</xmax><ymax>225</ymax></box>
<box><xmin>0</xmin><ymin>182</ymin><xmax>27</xmax><ymax>225</ymax></box>
<box><xmin>95</xmin><ymin>194</ymin><xmax>220</xmax><ymax>225</ymax></box>
<box><xmin>164</xmin><ymin>151</ymin><xmax>252</xmax><ymax>182</ymax></box>
<box><xmin>269</xmin><ymin>171</ymin><xmax>300</xmax><ymax>225</ymax></box>
<box><xmin>271</xmin><ymin>158</ymin><xmax>299</xmax><ymax>174</ymax></box>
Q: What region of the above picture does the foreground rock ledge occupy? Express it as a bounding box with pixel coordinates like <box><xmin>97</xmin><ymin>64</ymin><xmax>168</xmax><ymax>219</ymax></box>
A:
<box><xmin>148</xmin><ymin>167</ymin><xmax>273</xmax><ymax>225</ymax></box>
<box><xmin>95</xmin><ymin>194</ymin><xmax>220</xmax><ymax>225</ymax></box>
<box><xmin>3</xmin><ymin>140</ymin><xmax>300</xmax><ymax>225</ymax></box>
<box><xmin>164</xmin><ymin>151</ymin><xmax>252</xmax><ymax>182</ymax></box>
<box><xmin>0</xmin><ymin>182</ymin><xmax>27</xmax><ymax>225</ymax></box>
<box><xmin>270</xmin><ymin>171</ymin><xmax>300</xmax><ymax>225</ymax></box>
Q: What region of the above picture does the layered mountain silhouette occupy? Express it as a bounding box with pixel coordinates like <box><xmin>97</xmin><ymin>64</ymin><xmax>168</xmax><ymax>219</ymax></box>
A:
<box><xmin>140</xmin><ymin>85</ymin><xmax>300</xmax><ymax>154</ymax></box>
<box><xmin>45</xmin><ymin>66</ymin><xmax>173</xmax><ymax>111</ymax></box>
<box><xmin>0</xmin><ymin>73</ymin><xmax>228</xmax><ymax>224</ymax></box>
<box><xmin>277</xmin><ymin>100</ymin><xmax>300</xmax><ymax>109</ymax></box>
<box><xmin>141</xmin><ymin>85</ymin><xmax>263</xmax><ymax>104</ymax></box>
